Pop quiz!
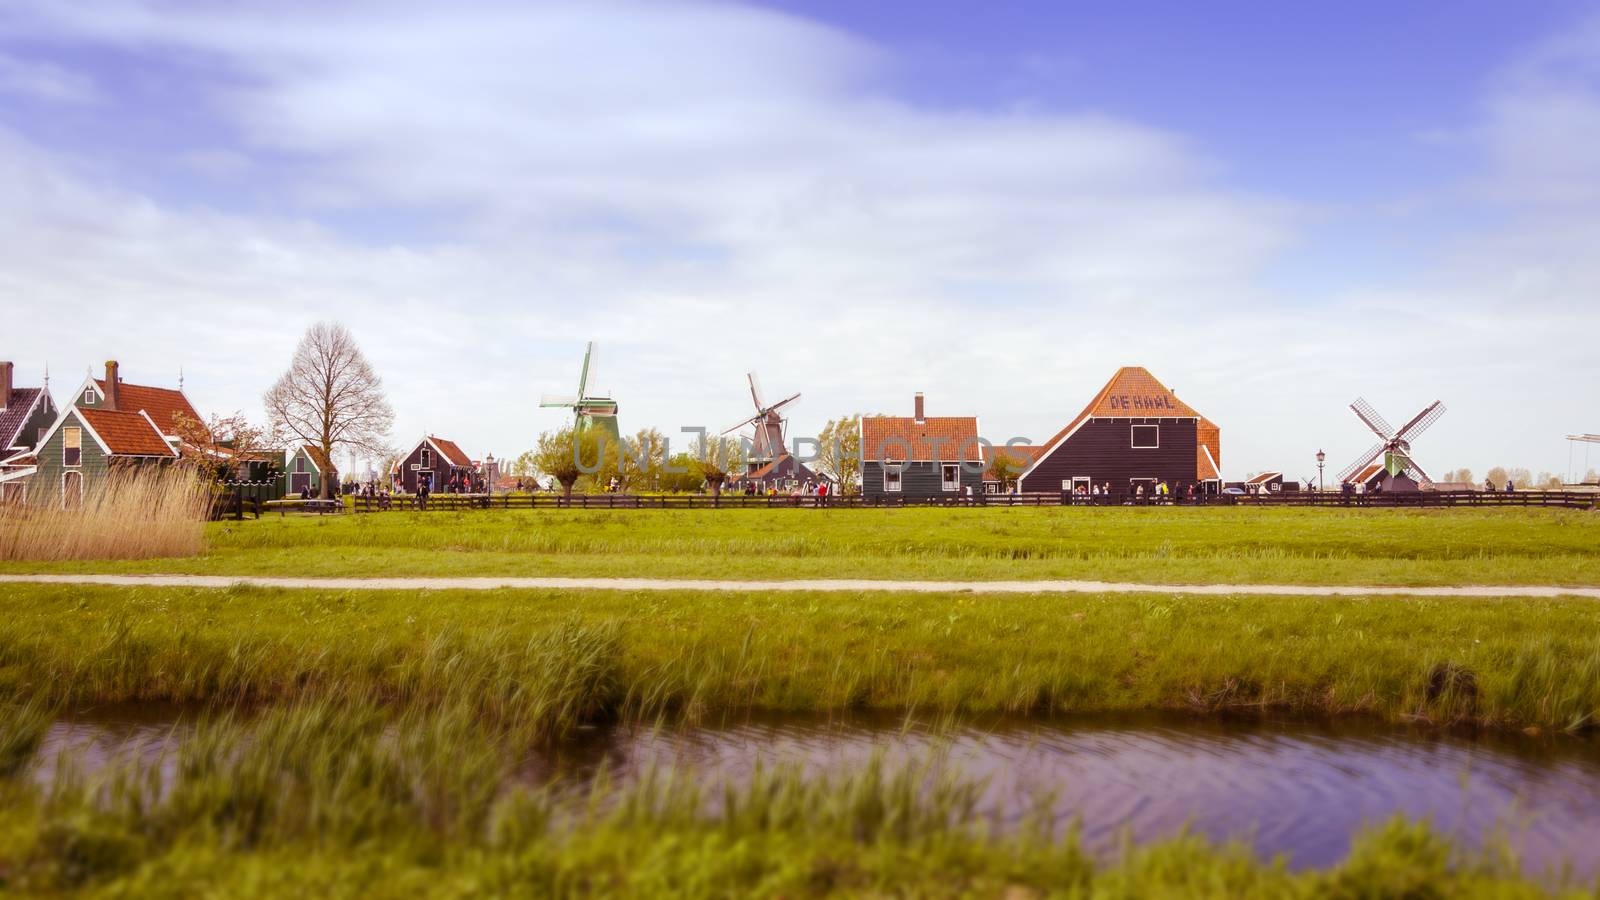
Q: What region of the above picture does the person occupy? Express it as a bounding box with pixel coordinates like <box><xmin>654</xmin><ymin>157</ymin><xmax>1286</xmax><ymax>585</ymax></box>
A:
<box><xmin>1505</xmin><ymin>479</ymin><xmax>1514</xmax><ymax>493</ymax></box>
<box><xmin>1484</xmin><ymin>477</ymin><xmax>1494</xmax><ymax>493</ymax></box>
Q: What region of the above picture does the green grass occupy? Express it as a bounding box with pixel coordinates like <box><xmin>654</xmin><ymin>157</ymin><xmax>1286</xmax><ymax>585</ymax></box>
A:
<box><xmin>3</xmin><ymin>584</ymin><xmax>1597</xmax><ymax>732</ymax></box>
<box><xmin>1</xmin><ymin>699</ymin><xmax>1591</xmax><ymax>898</ymax></box>
<box><xmin>3</xmin><ymin>506</ymin><xmax>1597</xmax><ymax>585</ymax></box>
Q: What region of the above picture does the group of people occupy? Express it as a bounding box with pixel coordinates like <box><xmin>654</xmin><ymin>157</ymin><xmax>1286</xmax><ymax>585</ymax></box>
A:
<box><xmin>1066</xmin><ymin>480</ymin><xmax>1198</xmax><ymax>503</ymax></box>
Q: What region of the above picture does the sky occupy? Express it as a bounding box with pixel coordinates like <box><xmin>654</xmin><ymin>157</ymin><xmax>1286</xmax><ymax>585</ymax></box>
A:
<box><xmin>2</xmin><ymin>0</ymin><xmax>1599</xmax><ymax>481</ymax></box>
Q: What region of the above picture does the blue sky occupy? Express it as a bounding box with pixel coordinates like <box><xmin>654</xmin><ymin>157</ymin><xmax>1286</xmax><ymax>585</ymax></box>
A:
<box><xmin>2</xmin><ymin>0</ymin><xmax>1598</xmax><ymax>480</ymax></box>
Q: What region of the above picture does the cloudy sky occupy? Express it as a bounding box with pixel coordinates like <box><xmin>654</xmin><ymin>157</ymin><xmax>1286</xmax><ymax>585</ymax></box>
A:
<box><xmin>3</xmin><ymin>0</ymin><xmax>1598</xmax><ymax>480</ymax></box>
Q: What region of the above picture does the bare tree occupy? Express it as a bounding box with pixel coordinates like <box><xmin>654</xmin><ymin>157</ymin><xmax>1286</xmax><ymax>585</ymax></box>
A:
<box><xmin>264</xmin><ymin>322</ymin><xmax>394</xmax><ymax>500</ymax></box>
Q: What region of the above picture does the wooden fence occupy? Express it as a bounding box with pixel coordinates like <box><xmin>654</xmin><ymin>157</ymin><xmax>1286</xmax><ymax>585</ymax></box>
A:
<box><xmin>350</xmin><ymin>489</ymin><xmax>1598</xmax><ymax>513</ymax></box>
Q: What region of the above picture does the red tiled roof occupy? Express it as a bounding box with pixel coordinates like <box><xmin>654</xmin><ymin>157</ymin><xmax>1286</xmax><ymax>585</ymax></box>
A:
<box><xmin>1196</xmin><ymin>416</ymin><xmax>1221</xmax><ymax>480</ymax></box>
<box><xmin>862</xmin><ymin>415</ymin><xmax>983</xmax><ymax>462</ymax></box>
<box><xmin>1245</xmin><ymin>471</ymin><xmax>1282</xmax><ymax>485</ymax></box>
<box><xmin>1349</xmin><ymin>463</ymin><xmax>1385</xmax><ymax>485</ymax></box>
<box><xmin>79</xmin><ymin>408</ymin><xmax>177</xmax><ymax>457</ymax></box>
<box><xmin>96</xmin><ymin>380</ymin><xmax>202</xmax><ymax>436</ymax></box>
<box><xmin>302</xmin><ymin>445</ymin><xmax>333</xmax><ymax>473</ymax></box>
<box><xmin>1034</xmin><ymin>367</ymin><xmax>1202</xmax><ymax>457</ymax></box>
<box><xmin>429</xmin><ymin>436</ymin><xmax>473</xmax><ymax>468</ymax></box>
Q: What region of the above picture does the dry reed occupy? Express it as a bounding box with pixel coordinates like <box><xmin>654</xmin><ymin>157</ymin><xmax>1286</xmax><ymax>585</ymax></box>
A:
<box><xmin>0</xmin><ymin>465</ymin><xmax>212</xmax><ymax>562</ymax></box>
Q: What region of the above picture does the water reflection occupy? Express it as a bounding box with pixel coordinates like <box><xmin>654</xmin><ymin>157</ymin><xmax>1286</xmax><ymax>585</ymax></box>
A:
<box><xmin>34</xmin><ymin>707</ymin><xmax>1600</xmax><ymax>876</ymax></box>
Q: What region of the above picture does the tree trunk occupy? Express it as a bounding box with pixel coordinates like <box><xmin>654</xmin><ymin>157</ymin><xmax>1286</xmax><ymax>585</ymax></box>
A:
<box><xmin>560</xmin><ymin>476</ymin><xmax>576</xmax><ymax>504</ymax></box>
<box><xmin>709</xmin><ymin>475</ymin><xmax>724</xmax><ymax>498</ymax></box>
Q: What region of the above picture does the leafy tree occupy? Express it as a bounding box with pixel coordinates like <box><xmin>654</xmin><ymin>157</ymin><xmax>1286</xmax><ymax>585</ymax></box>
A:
<box><xmin>534</xmin><ymin>427</ymin><xmax>602</xmax><ymax>500</ymax></box>
<box><xmin>815</xmin><ymin>415</ymin><xmax>861</xmax><ymax>495</ymax></box>
<box><xmin>692</xmin><ymin>434</ymin><xmax>745</xmax><ymax>498</ymax></box>
<box><xmin>264</xmin><ymin>322</ymin><xmax>394</xmax><ymax>500</ymax></box>
<box><xmin>658</xmin><ymin>453</ymin><xmax>706</xmax><ymax>493</ymax></box>
<box><xmin>988</xmin><ymin>449</ymin><xmax>1027</xmax><ymax>492</ymax></box>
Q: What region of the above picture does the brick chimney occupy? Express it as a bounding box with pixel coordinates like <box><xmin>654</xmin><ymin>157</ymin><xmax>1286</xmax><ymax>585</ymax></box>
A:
<box><xmin>104</xmin><ymin>360</ymin><xmax>120</xmax><ymax>411</ymax></box>
<box><xmin>0</xmin><ymin>361</ymin><xmax>11</xmax><ymax>411</ymax></box>
<box><xmin>913</xmin><ymin>392</ymin><xmax>925</xmax><ymax>424</ymax></box>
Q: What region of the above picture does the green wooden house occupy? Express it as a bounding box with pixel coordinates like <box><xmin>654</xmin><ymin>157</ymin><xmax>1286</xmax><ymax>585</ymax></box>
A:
<box><xmin>28</xmin><ymin>404</ymin><xmax>178</xmax><ymax>507</ymax></box>
<box><xmin>285</xmin><ymin>445</ymin><xmax>332</xmax><ymax>497</ymax></box>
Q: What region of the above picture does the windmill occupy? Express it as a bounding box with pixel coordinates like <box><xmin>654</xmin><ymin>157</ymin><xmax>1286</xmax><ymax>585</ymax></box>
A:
<box><xmin>539</xmin><ymin>342</ymin><xmax>621</xmax><ymax>446</ymax></box>
<box><xmin>722</xmin><ymin>373</ymin><xmax>800</xmax><ymax>463</ymax></box>
<box><xmin>1336</xmin><ymin>397</ymin><xmax>1446</xmax><ymax>489</ymax></box>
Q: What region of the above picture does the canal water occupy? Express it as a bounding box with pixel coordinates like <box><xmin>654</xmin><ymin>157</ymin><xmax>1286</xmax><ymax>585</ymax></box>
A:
<box><xmin>33</xmin><ymin>708</ymin><xmax>1600</xmax><ymax>877</ymax></box>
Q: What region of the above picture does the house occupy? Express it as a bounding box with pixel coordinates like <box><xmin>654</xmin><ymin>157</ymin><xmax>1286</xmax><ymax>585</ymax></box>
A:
<box><xmin>23</xmin><ymin>361</ymin><xmax>196</xmax><ymax>507</ymax></box>
<box><xmin>1344</xmin><ymin>462</ymin><xmax>1417</xmax><ymax>493</ymax></box>
<box><xmin>1244</xmin><ymin>472</ymin><xmax>1283</xmax><ymax>494</ymax></box>
<box><xmin>396</xmin><ymin>435</ymin><xmax>476</xmax><ymax>493</ymax></box>
<box><xmin>0</xmin><ymin>361</ymin><xmax>60</xmax><ymax>503</ymax></box>
<box><xmin>728</xmin><ymin>454</ymin><xmax>828</xmax><ymax>493</ymax></box>
<box><xmin>860</xmin><ymin>393</ymin><xmax>984</xmax><ymax>499</ymax></box>
<box><xmin>285</xmin><ymin>445</ymin><xmax>333</xmax><ymax>497</ymax></box>
<box><xmin>1016</xmin><ymin>367</ymin><xmax>1222</xmax><ymax>497</ymax></box>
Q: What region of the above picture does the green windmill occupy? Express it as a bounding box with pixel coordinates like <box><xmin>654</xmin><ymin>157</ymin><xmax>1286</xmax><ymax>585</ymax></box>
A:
<box><xmin>540</xmin><ymin>342</ymin><xmax>621</xmax><ymax>447</ymax></box>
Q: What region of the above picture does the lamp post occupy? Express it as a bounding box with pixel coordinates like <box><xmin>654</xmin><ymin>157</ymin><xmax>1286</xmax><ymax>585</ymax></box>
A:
<box><xmin>1316</xmin><ymin>448</ymin><xmax>1326</xmax><ymax>492</ymax></box>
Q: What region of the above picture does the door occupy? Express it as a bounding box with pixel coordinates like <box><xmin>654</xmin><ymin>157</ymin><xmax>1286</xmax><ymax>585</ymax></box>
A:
<box><xmin>290</xmin><ymin>473</ymin><xmax>311</xmax><ymax>495</ymax></box>
<box><xmin>941</xmin><ymin>464</ymin><xmax>960</xmax><ymax>492</ymax></box>
<box><xmin>62</xmin><ymin>471</ymin><xmax>83</xmax><ymax>510</ymax></box>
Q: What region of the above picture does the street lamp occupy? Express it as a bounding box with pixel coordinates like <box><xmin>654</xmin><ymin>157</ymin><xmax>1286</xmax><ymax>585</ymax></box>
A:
<box><xmin>1316</xmin><ymin>448</ymin><xmax>1326</xmax><ymax>492</ymax></box>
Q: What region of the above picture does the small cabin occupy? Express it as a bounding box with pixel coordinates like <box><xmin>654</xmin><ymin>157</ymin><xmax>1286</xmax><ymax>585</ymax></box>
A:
<box><xmin>860</xmin><ymin>393</ymin><xmax>985</xmax><ymax>500</ymax></box>
<box><xmin>397</xmin><ymin>435</ymin><xmax>476</xmax><ymax>493</ymax></box>
<box><xmin>285</xmin><ymin>445</ymin><xmax>331</xmax><ymax>497</ymax></box>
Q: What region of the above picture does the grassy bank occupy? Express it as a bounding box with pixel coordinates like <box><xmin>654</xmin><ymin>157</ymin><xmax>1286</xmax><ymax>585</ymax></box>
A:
<box><xmin>0</xmin><ymin>700</ymin><xmax>1590</xmax><ymax>898</ymax></box>
<box><xmin>2</xmin><ymin>584</ymin><xmax>1597</xmax><ymax>732</ymax></box>
<box><xmin>4</xmin><ymin>506</ymin><xmax>1595</xmax><ymax>586</ymax></box>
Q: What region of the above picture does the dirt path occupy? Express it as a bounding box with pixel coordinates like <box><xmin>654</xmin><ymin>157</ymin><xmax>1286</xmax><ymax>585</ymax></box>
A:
<box><xmin>2</xmin><ymin>573</ymin><xmax>1598</xmax><ymax>598</ymax></box>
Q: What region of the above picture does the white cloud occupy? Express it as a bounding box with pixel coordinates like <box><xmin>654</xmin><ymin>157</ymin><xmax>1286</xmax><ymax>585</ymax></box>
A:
<box><xmin>0</xmin><ymin>50</ymin><xmax>98</xmax><ymax>104</ymax></box>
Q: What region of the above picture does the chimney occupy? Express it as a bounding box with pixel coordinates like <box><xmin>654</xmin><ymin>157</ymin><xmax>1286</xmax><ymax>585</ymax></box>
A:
<box><xmin>104</xmin><ymin>360</ymin><xmax>120</xmax><ymax>411</ymax></box>
<box><xmin>0</xmin><ymin>361</ymin><xmax>11</xmax><ymax>410</ymax></box>
<box><xmin>913</xmin><ymin>392</ymin><xmax>925</xmax><ymax>424</ymax></box>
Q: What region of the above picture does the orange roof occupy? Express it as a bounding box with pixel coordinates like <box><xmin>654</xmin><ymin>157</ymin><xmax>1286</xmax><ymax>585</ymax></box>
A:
<box><xmin>1349</xmin><ymin>463</ymin><xmax>1384</xmax><ymax>484</ymax></box>
<box><xmin>96</xmin><ymin>380</ymin><xmax>202</xmax><ymax>436</ymax></box>
<box><xmin>79</xmin><ymin>408</ymin><xmax>177</xmax><ymax>457</ymax></box>
<box><xmin>429</xmin><ymin>436</ymin><xmax>473</xmax><ymax>468</ymax></box>
<box><xmin>862</xmin><ymin>415</ymin><xmax>982</xmax><ymax>463</ymax></box>
<box><xmin>1197</xmin><ymin>416</ymin><xmax>1221</xmax><ymax>480</ymax></box>
<box><xmin>1034</xmin><ymin>367</ymin><xmax>1202</xmax><ymax>458</ymax></box>
<box><xmin>301</xmin><ymin>445</ymin><xmax>334</xmax><ymax>473</ymax></box>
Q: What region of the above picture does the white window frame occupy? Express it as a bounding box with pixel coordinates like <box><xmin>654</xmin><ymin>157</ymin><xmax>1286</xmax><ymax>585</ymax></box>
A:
<box><xmin>61</xmin><ymin>470</ymin><xmax>83</xmax><ymax>510</ymax></box>
<box><xmin>883</xmin><ymin>463</ymin><xmax>903</xmax><ymax>493</ymax></box>
<box><xmin>941</xmin><ymin>463</ymin><xmax>960</xmax><ymax>492</ymax></box>
<box><xmin>63</xmin><ymin>426</ymin><xmax>82</xmax><ymax>468</ymax></box>
<box><xmin>1131</xmin><ymin>424</ymin><xmax>1159</xmax><ymax>450</ymax></box>
<box><xmin>420</xmin><ymin>447</ymin><xmax>432</xmax><ymax>468</ymax></box>
<box><xmin>83</xmin><ymin>388</ymin><xmax>95</xmax><ymax>405</ymax></box>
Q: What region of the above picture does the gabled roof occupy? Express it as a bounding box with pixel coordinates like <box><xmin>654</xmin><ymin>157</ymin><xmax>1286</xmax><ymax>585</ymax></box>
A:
<box><xmin>1020</xmin><ymin>367</ymin><xmax>1216</xmax><ymax>485</ymax></box>
<box><xmin>1245</xmin><ymin>471</ymin><xmax>1282</xmax><ymax>485</ymax></box>
<box><xmin>1197</xmin><ymin>416</ymin><xmax>1221</xmax><ymax>480</ymax></box>
<box><xmin>297</xmin><ymin>445</ymin><xmax>333</xmax><ymax>473</ymax></box>
<box><xmin>429</xmin><ymin>436</ymin><xmax>473</xmax><ymax>468</ymax></box>
<box><xmin>1348</xmin><ymin>463</ymin><xmax>1385</xmax><ymax>485</ymax></box>
<box><xmin>0</xmin><ymin>387</ymin><xmax>49</xmax><ymax>450</ymax></box>
<box><xmin>91</xmin><ymin>379</ymin><xmax>202</xmax><ymax>437</ymax></box>
<box><xmin>77</xmin><ymin>408</ymin><xmax>178</xmax><ymax>457</ymax></box>
<box><xmin>861</xmin><ymin>416</ymin><xmax>983</xmax><ymax>463</ymax></box>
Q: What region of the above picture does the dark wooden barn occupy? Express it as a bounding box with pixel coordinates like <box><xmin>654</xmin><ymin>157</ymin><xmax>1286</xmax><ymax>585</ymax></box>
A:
<box><xmin>397</xmin><ymin>435</ymin><xmax>476</xmax><ymax>493</ymax></box>
<box><xmin>1016</xmin><ymin>367</ymin><xmax>1222</xmax><ymax>497</ymax></box>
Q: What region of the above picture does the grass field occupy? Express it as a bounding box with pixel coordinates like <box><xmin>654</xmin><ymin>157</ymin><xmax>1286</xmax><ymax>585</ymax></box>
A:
<box><xmin>4</xmin><ymin>583</ymin><xmax>1597</xmax><ymax>731</ymax></box>
<box><xmin>3</xmin><ymin>505</ymin><xmax>1597</xmax><ymax>585</ymax></box>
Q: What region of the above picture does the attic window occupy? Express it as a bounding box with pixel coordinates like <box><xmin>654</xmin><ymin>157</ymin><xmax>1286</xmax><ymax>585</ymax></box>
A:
<box><xmin>63</xmin><ymin>427</ymin><xmax>81</xmax><ymax>467</ymax></box>
<box><xmin>420</xmin><ymin>448</ymin><xmax>432</xmax><ymax>468</ymax></box>
<box><xmin>83</xmin><ymin>389</ymin><xmax>95</xmax><ymax>405</ymax></box>
<box><xmin>1131</xmin><ymin>424</ymin><xmax>1159</xmax><ymax>449</ymax></box>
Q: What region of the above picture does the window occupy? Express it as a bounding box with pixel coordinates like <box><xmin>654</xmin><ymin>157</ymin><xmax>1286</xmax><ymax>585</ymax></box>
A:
<box><xmin>296</xmin><ymin>457</ymin><xmax>307</xmax><ymax>473</ymax></box>
<box><xmin>83</xmin><ymin>388</ymin><xmax>95</xmax><ymax>405</ymax></box>
<box><xmin>1131</xmin><ymin>424</ymin><xmax>1159</xmax><ymax>449</ymax></box>
<box><xmin>941</xmin><ymin>464</ymin><xmax>960</xmax><ymax>491</ymax></box>
<box><xmin>883</xmin><ymin>464</ymin><xmax>903</xmax><ymax>492</ymax></box>
<box><xmin>62</xmin><ymin>471</ymin><xmax>82</xmax><ymax>510</ymax></box>
<box><xmin>420</xmin><ymin>448</ymin><xmax>432</xmax><ymax>468</ymax></box>
<box><xmin>63</xmin><ymin>427</ymin><xmax>81</xmax><ymax>467</ymax></box>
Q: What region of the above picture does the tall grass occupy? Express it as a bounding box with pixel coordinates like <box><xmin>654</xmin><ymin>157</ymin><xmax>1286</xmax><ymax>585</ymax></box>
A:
<box><xmin>0</xmin><ymin>465</ymin><xmax>211</xmax><ymax>562</ymax></box>
<box><xmin>3</xmin><ymin>585</ymin><xmax>1599</xmax><ymax>733</ymax></box>
<box><xmin>0</xmin><ymin>704</ymin><xmax>1581</xmax><ymax>897</ymax></box>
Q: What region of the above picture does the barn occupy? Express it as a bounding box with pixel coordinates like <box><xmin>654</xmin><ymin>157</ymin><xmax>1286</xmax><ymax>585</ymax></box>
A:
<box><xmin>1016</xmin><ymin>367</ymin><xmax>1222</xmax><ymax>497</ymax></box>
<box><xmin>397</xmin><ymin>435</ymin><xmax>476</xmax><ymax>493</ymax></box>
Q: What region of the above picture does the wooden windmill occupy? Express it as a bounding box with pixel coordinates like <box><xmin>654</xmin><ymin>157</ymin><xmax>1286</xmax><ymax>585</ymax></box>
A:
<box><xmin>539</xmin><ymin>342</ymin><xmax>621</xmax><ymax>445</ymax></box>
<box><xmin>722</xmin><ymin>373</ymin><xmax>800</xmax><ymax>462</ymax></box>
<box><xmin>1337</xmin><ymin>397</ymin><xmax>1446</xmax><ymax>488</ymax></box>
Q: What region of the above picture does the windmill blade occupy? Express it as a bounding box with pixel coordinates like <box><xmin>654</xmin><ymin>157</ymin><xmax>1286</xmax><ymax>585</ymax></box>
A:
<box><xmin>1350</xmin><ymin>397</ymin><xmax>1394</xmax><ymax>439</ymax></box>
<box><xmin>1403</xmin><ymin>459</ymin><xmax>1433</xmax><ymax>483</ymax></box>
<box><xmin>721</xmin><ymin>414</ymin><xmax>762</xmax><ymax>435</ymax></box>
<box><xmin>577</xmin><ymin>342</ymin><xmax>597</xmax><ymax>398</ymax></box>
<box><xmin>540</xmin><ymin>394</ymin><xmax>580</xmax><ymax>407</ymax></box>
<box><xmin>768</xmin><ymin>392</ymin><xmax>802</xmax><ymax>412</ymax></box>
<box><xmin>1393</xmin><ymin>401</ymin><xmax>1446</xmax><ymax>443</ymax></box>
<box><xmin>1337</xmin><ymin>442</ymin><xmax>1386</xmax><ymax>483</ymax></box>
<box><xmin>747</xmin><ymin>372</ymin><xmax>765</xmax><ymax>413</ymax></box>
